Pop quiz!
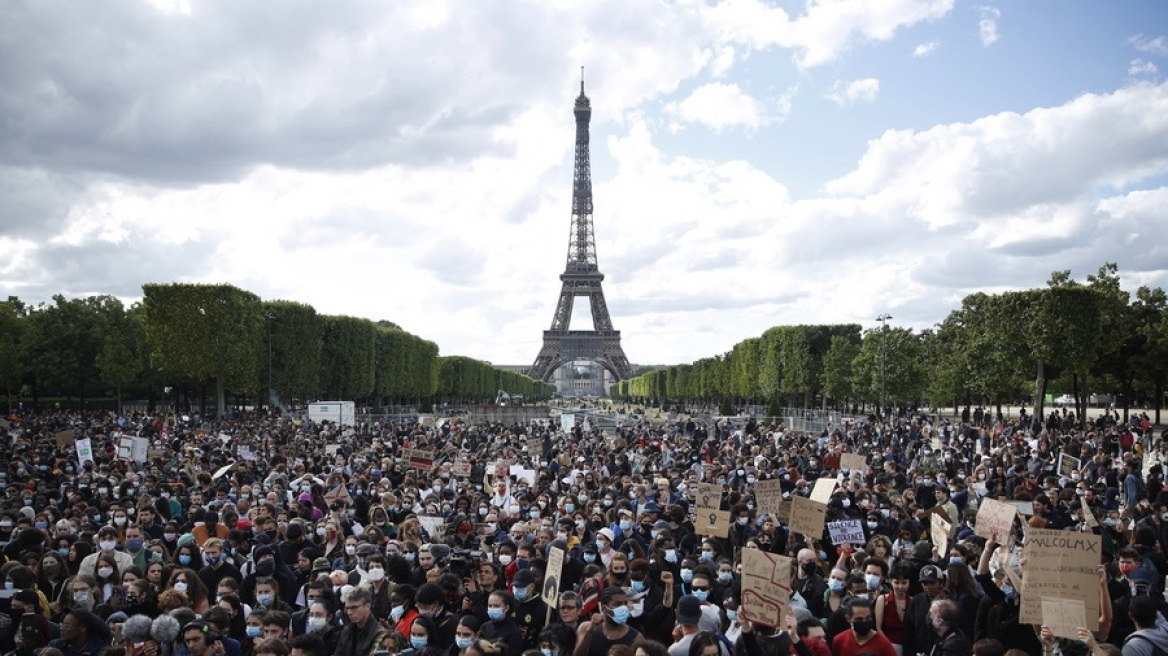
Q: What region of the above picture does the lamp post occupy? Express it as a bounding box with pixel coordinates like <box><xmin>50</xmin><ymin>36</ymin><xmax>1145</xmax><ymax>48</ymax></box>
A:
<box><xmin>876</xmin><ymin>314</ymin><xmax>892</xmax><ymax>419</ymax></box>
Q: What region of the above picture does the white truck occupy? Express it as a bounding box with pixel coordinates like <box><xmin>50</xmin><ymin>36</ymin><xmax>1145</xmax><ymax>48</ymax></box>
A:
<box><xmin>307</xmin><ymin>401</ymin><xmax>356</xmax><ymax>427</ymax></box>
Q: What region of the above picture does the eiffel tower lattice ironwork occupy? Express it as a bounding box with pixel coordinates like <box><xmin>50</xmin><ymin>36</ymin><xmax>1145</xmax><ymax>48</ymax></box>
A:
<box><xmin>529</xmin><ymin>76</ymin><xmax>634</xmax><ymax>383</ymax></box>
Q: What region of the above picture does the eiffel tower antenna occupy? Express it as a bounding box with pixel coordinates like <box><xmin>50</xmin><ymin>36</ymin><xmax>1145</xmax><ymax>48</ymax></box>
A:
<box><xmin>529</xmin><ymin>76</ymin><xmax>633</xmax><ymax>386</ymax></box>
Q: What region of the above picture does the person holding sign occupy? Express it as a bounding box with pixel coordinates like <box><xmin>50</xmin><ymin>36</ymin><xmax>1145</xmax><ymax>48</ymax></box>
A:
<box><xmin>972</xmin><ymin>535</ymin><xmax>1042</xmax><ymax>656</ymax></box>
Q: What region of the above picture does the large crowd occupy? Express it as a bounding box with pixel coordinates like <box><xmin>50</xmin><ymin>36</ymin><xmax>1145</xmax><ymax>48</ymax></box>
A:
<box><xmin>0</xmin><ymin>404</ymin><xmax>1165</xmax><ymax>656</ymax></box>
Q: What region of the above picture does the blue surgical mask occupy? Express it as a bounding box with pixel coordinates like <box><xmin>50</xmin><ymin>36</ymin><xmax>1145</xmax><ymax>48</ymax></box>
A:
<box><xmin>178</xmin><ymin>554</ymin><xmax>192</xmax><ymax>565</ymax></box>
<box><xmin>818</xmin><ymin>550</ymin><xmax>827</xmax><ymax>561</ymax></box>
<box><xmin>390</xmin><ymin>605</ymin><xmax>405</xmax><ymax>621</ymax></box>
<box><xmin>595</xmin><ymin>540</ymin><xmax>608</xmax><ymax>551</ymax></box>
<box><xmin>619</xmin><ymin>519</ymin><xmax>631</xmax><ymax>531</ymax></box>
<box><xmin>257</xmin><ymin>594</ymin><xmax>274</xmax><ymax>607</ymax></box>
<box><xmin>865</xmin><ymin>574</ymin><xmax>882</xmax><ymax>590</ymax></box>
<box><xmin>565</xmin><ymin>503</ymin><xmax>575</xmax><ymax>513</ymax></box>
<box><xmin>664</xmin><ymin>549</ymin><xmax>678</xmax><ymax>564</ymax></box>
<box><xmin>718</xmin><ymin>572</ymin><xmax>733</xmax><ymax>584</ymax></box>
<box><xmin>680</xmin><ymin>568</ymin><xmax>693</xmax><ymax>583</ymax></box>
<box><xmin>609</xmin><ymin>605</ymin><xmax>630</xmax><ymax>624</ymax></box>
<box><xmin>410</xmin><ymin>636</ymin><xmax>428</xmax><ymax>650</ymax></box>
<box><xmin>513</xmin><ymin>586</ymin><xmax>529</xmax><ymax>601</ymax></box>
<box><xmin>456</xmin><ymin>637</ymin><xmax>474</xmax><ymax>650</ymax></box>
<box><xmin>828</xmin><ymin>579</ymin><xmax>845</xmax><ymax>593</ymax></box>
<box><xmin>1001</xmin><ymin>585</ymin><xmax>1016</xmax><ymax>600</ymax></box>
<box><xmin>631</xmin><ymin>580</ymin><xmax>646</xmax><ymax>592</ymax></box>
<box><xmin>726</xmin><ymin>610</ymin><xmax>738</xmax><ymax>622</ymax></box>
<box><xmin>488</xmin><ymin>607</ymin><xmax>506</xmax><ymax>621</ymax></box>
<box><xmin>584</xmin><ymin>554</ymin><xmax>597</xmax><ymax>563</ymax></box>
<box><xmin>246</xmin><ymin>626</ymin><xmax>262</xmax><ymax>638</ymax></box>
<box><xmin>701</xmin><ymin>550</ymin><xmax>714</xmax><ymax>561</ymax></box>
<box><xmin>693</xmin><ymin>589</ymin><xmax>709</xmax><ymax>602</ymax></box>
<box><xmin>58</xmin><ymin>548</ymin><xmax>70</xmax><ymax>558</ymax></box>
<box><xmin>949</xmin><ymin>557</ymin><xmax>963</xmax><ymax>565</ymax></box>
<box><xmin>542</xmin><ymin>649</ymin><xmax>556</xmax><ymax>656</ymax></box>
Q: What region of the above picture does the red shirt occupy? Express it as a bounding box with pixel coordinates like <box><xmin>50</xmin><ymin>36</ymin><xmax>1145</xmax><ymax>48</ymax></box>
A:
<box><xmin>831</xmin><ymin>629</ymin><xmax>898</xmax><ymax>656</ymax></box>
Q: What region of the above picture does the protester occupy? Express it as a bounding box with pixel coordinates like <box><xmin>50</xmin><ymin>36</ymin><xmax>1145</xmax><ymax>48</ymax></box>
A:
<box><xmin>0</xmin><ymin>402</ymin><xmax>1161</xmax><ymax>656</ymax></box>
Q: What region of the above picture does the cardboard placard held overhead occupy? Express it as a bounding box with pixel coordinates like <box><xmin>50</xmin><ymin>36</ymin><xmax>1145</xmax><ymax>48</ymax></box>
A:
<box><xmin>1058</xmin><ymin>453</ymin><xmax>1081</xmax><ymax>479</ymax></box>
<box><xmin>809</xmin><ymin>478</ymin><xmax>837</xmax><ymax>505</ymax></box>
<box><xmin>1019</xmin><ymin>529</ymin><xmax>1101</xmax><ymax>630</ymax></box>
<box><xmin>417</xmin><ymin>515</ymin><xmax>445</xmax><ymax>539</ymax></box>
<box><xmin>402</xmin><ymin>448</ymin><xmax>434</xmax><ymax>470</ymax></box>
<box><xmin>1008</xmin><ymin>501</ymin><xmax>1034</xmax><ymax>516</ymax></box>
<box><xmin>695</xmin><ymin>483</ymin><xmax>724</xmax><ymax>512</ymax></box>
<box><xmin>974</xmin><ymin>498</ymin><xmax>1017</xmax><ymax>541</ymax></box>
<box><xmin>75</xmin><ymin>438</ymin><xmax>94</xmax><ymax>465</ymax></box>
<box><xmin>740</xmin><ymin>548</ymin><xmax>793</xmax><ymax>628</ymax></box>
<box><xmin>827</xmin><ymin>519</ymin><xmax>866</xmax><ymax>546</ymax></box>
<box><xmin>55</xmin><ymin>430</ymin><xmax>75</xmax><ymax>449</ymax></box>
<box><xmin>1042</xmin><ymin>596</ymin><xmax>1088</xmax><ymax>640</ymax></box>
<box><xmin>544</xmin><ymin>547</ymin><xmax>565</xmax><ymax>625</ymax></box>
<box><xmin>695</xmin><ymin>483</ymin><xmax>729</xmax><ymax>537</ymax></box>
<box><xmin>323</xmin><ymin>484</ymin><xmax>351</xmax><ymax>503</ymax></box>
<box><xmin>788</xmin><ymin>496</ymin><xmax>827</xmax><ymax>538</ymax></box>
<box><xmin>840</xmin><ymin>453</ymin><xmax>868</xmax><ymax>473</ymax></box>
<box><xmin>931</xmin><ymin>512</ymin><xmax>953</xmax><ymax>558</ymax></box>
<box><xmin>755</xmin><ymin>479</ymin><xmax>785</xmax><ymax>517</ymax></box>
<box><xmin>451</xmin><ymin>460</ymin><xmax>472</xmax><ymax>477</ymax></box>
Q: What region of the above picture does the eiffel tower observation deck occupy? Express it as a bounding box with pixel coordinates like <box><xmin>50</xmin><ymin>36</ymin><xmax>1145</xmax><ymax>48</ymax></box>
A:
<box><xmin>529</xmin><ymin>74</ymin><xmax>633</xmax><ymax>384</ymax></box>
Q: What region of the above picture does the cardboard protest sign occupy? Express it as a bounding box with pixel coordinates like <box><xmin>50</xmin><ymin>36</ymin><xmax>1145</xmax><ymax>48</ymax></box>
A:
<box><xmin>1019</xmin><ymin>529</ymin><xmax>1101</xmax><ymax>629</ymax></box>
<box><xmin>324</xmin><ymin>445</ymin><xmax>340</xmax><ymax>457</ymax></box>
<box><xmin>560</xmin><ymin>414</ymin><xmax>575</xmax><ymax>434</ymax></box>
<box><xmin>494</xmin><ymin>461</ymin><xmax>509</xmax><ymax>478</ymax></box>
<box><xmin>999</xmin><ymin>540</ymin><xmax>1023</xmax><ymax>589</ymax></box>
<box><xmin>840</xmin><ymin>453</ymin><xmax>868</xmax><ymax>473</ymax></box>
<box><xmin>827</xmin><ymin>519</ymin><xmax>865</xmax><ymax>546</ymax></box>
<box><xmin>740</xmin><ymin>548</ymin><xmax>793</xmax><ymax>628</ymax></box>
<box><xmin>1081</xmin><ymin>505</ymin><xmax>1098</xmax><ymax>528</ymax></box>
<box><xmin>55</xmin><ymin>430</ymin><xmax>75</xmax><ymax>449</ymax></box>
<box><xmin>1042</xmin><ymin>596</ymin><xmax>1087</xmax><ymax>640</ymax></box>
<box><xmin>695</xmin><ymin>483</ymin><xmax>729</xmax><ymax>537</ymax></box>
<box><xmin>810</xmin><ymin>478</ymin><xmax>837</xmax><ymax>504</ymax></box>
<box><xmin>417</xmin><ymin>515</ymin><xmax>445</xmax><ymax>539</ymax></box>
<box><xmin>237</xmin><ymin>445</ymin><xmax>256</xmax><ymax>461</ymax></box>
<box><xmin>75</xmin><ymin>438</ymin><xmax>94</xmax><ymax>465</ymax></box>
<box><xmin>974</xmin><ymin>498</ymin><xmax>1017</xmax><ymax>541</ymax></box>
<box><xmin>788</xmin><ymin>496</ymin><xmax>827</xmax><ymax>538</ymax></box>
<box><xmin>931</xmin><ymin>512</ymin><xmax>953</xmax><ymax>558</ymax></box>
<box><xmin>755</xmin><ymin>479</ymin><xmax>785</xmax><ymax>517</ymax></box>
<box><xmin>778</xmin><ymin>498</ymin><xmax>792</xmax><ymax>524</ymax></box>
<box><xmin>402</xmin><ymin>448</ymin><xmax>435</xmax><ymax>470</ymax></box>
<box><xmin>509</xmin><ymin>465</ymin><xmax>536</xmax><ymax>486</ymax></box>
<box><xmin>1008</xmin><ymin>501</ymin><xmax>1034</xmax><ymax>516</ymax></box>
<box><xmin>1058</xmin><ymin>453</ymin><xmax>1081</xmax><ymax>479</ymax></box>
<box><xmin>544</xmin><ymin>547</ymin><xmax>565</xmax><ymax>624</ymax></box>
<box><xmin>324</xmin><ymin>484</ymin><xmax>351</xmax><ymax>503</ymax></box>
<box><xmin>451</xmin><ymin>460</ymin><xmax>472</xmax><ymax>477</ymax></box>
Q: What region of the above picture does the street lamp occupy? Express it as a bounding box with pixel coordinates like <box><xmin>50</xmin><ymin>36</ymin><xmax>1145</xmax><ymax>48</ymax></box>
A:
<box><xmin>876</xmin><ymin>314</ymin><xmax>893</xmax><ymax>419</ymax></box>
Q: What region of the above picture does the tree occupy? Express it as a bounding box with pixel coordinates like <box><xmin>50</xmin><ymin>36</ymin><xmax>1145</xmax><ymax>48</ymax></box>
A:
<box><xmin>263</xmin><ymin>300</ymin><xmax>325</xmax><ymax>404</ymax></box>
<box><xmin>1134</xmin><ymin>286</ymin><xmax>1168</xmax><ymax>424</ymax></box>
<box><xmin>852</xmin><ymin>327</ymin><xmax>926</xmax><ymax>409</ymax></box>
<box><xmin>21</xmin><ymin>295</ymin><xmax>120</xmax><ymax>403</ymax></box>
<box><xmin>821</xmin><ymin>334</ymin><xmax>859</xmax><ymax>407</ymax></box>
<box><xmin>97</xmin><ymin>303</ymin><xmax>147</xmax><ymax>415</ymax></box>
<box><xmin>143</xmin><ymin>283</ymin><xmax>264</xmax><ymax>416</ymax></box>
<box><xmin>0</xmin><ymin>300</ymin><xmax>24</xmax><ymax>411</ymax></box>
<box><xmin>318</xmin><ymin>316</ymin><xmax>377</xmax><ymax>400</ymax></box>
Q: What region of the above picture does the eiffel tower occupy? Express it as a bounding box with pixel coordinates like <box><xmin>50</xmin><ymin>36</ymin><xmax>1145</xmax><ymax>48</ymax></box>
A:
<box><xmin>529</xmin><ymin>75</ymin><xmax>634</xmax><ymax>384</ymax></box>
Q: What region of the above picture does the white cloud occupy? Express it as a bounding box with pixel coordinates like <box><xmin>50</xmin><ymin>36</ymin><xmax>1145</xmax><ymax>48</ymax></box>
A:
<box><xmin>1130</xmin><ymin>58</ymin><xmax>1160</xmax><ymax>78</ymax></box>
<box><xmin>703</xmin><ymin>0</ymin><xmax>954</xmax><ymax>69</ymax></box>
<box><xmin>1131</xmin><ymin>34</ymin><xmax>1168</xmax><ymax>56</ymax></box>
<box><xmin>826</xmin><ymin>78</ymin><xmax>881</xmax><ymax>106</ymax></box>
<box><xmin>913</xmin><ymin>41</ymin><xmax>939</xmax><ymax>57</ymax></box>
<box><xmin>979</xmin><ymin>6</ymin><xmax>1001</xmax><ymax>46</ymax></box>
<box><xmin>665</xmin><ymin>82</ymin><xmax>788</xmax><ymax>132</ymax></box>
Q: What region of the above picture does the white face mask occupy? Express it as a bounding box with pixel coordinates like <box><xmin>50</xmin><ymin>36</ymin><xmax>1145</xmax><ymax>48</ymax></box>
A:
<box><xmin>306</xmin><ymin>616</ymin><xmax>327</xmax><ymax>632</ymax></box>
<box><xmin>367</xmin><ymin>568</ymin><xmax>385</xmax><ymax>582</ymax></box>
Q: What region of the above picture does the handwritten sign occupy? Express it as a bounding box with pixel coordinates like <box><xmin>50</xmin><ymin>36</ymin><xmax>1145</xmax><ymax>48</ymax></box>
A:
<box><xmin>451</xmin><ymin>460</ymin><xmax>472</xmax><ymax>477</ymax></box>
<box><xmin>1019</xmin><ymin>529</ymin><xmax>1101</xmax><ymax>630</ymax></box>
<box><xmin>827</xmin><ymin>519</ymin><xmax>865</xmax><ymax>546</ymax></box>
<box><xmin>1058</xmin><ymin>453</ymin><xmax>1081</xmax><ymax>479</ymax></box>
<box><xmin>755</xmin><ymin>479</ymin><xmax>785</xmax><ymax>517</ymax></box>
<box><xmin>560</xmin><ymin>414</ymin><xmax>575</xmax><ymax>434</ymax></box>
<box><xmin>1042</xmin><ymin>596</ymin><xmax>1087</xmax><ymax>640</ymax></box>
<box><xmin>417</xmin><ymin>515</ymin><xmax>445</xmax><ymax>539</ymax></box>
<box><xmin>840</xmin><ymin>453</ymin><xmax>868</xmax><ymax>473</ymax></box>
<box><xmin>323</xmin><ymin>484</ymin><xmax>351</xmax><ymax>503</ymax></box>
<box><xmin>974</xmin><ymin>498</ymin><xmax>1017</xmax><ymax>541</ymax></box>
<box><xmin>695</xmin><ymin>483</ymin><xmax>729</xmax><ymax>537</ymax></box>
<box><xmin>402</xmin><ymin>448</ymin><xmax>434</xmax><ymax>470</ymax></box>
<box><xmin>809</xmin><ymin>478</ymin><xmax>836</xmax><ymax>505</ymax></box>
<box><xmin>55</xmin><ymin>429</ymin><xmax>76</xmax><ymax>449</ymax></box>
<box><xmin>1008</xmin><ymin>501</ymin><xmax>1034</xmax><ymax>516</ymax></box>
<box><xmin>740</xmin><ymin>548</ymin><xmax>792</xmax><ymax>628</ymax></box>
<box><xmin>931</xmin><ymin>513</ymin><xmax>953</xmax><ymax>558</ymax></box>
<box><xmin>75</xmin><ymin>438</ymin><xmax>94</xmax><ymax>465</ymax></box>
<box><xmin>544</xmin><ymin>547</ymin><xmax>565</xmax><ymax>625</ymax></box>
<box><xmin>788</xmin><ymin>496</ymin><xmax>827</xmax><ymax>538</ymax></box>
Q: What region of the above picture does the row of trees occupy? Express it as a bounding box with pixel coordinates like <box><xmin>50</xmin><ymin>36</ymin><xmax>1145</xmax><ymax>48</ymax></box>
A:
<box><xmin>0</xmin><ymin>283</ymin><xmax>553</xmax><ymax>415</ymax></box>
<box><xmin>614</xmin><ymin>264</ymin><xmax>1168</xmax><ymax>424</ymax></box>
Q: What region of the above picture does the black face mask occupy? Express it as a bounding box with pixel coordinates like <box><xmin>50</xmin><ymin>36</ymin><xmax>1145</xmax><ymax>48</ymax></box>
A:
<box><xmin>801</xmin><ymin>562</ymin><xmax>818</xmax><ymax>576</ymax></box>
<box><xmin>851</xmin><ymin>619</ymin><xmax>873</xmax><ymax>635</ymax></box>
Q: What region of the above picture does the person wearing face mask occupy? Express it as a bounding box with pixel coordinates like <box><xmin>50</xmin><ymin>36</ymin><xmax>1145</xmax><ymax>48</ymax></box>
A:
<box><xmin>625</xmin><ymin>558</ymin><xmax>674</xmax><ymax>645</ymax></box>
<box><xmin>972</xmin><ymin>535</ymin><xmax>1043</xmax><ymax>656</ymax></box>
<box><xmin>728</xmin><ymin>504</ymin><xmax>758</xmax><ymax>549</ymax></box>
<box><xmin>78</xmin><ymin>527</ymin><xmax>135</xmax><ymax>580</ymax></box>
<box><xmin>794</xmin><ymin>549</ymin><xmax>829</xmax><ymax>619</ymax></box>
<box><xmin>481</xmin><ymin>590</ymin><xmax>524</xmax><ymax>655</ymax></box>
<box><xmin>415</xmin><ymin>582</ymin><xmax>458</xmax><ymax>650</ymax></box>
<box><xmin>509</xmin><ymin>568</ymin><xmax>547</xmax><ymax>650</ymax></box>
<box><xmin>576</xmin><ymin>587</ymin><xmax>642</xmax><ymax>656</ymax></box>
<box><xmin>830</xmin><ymin>597</ymin><xmax>896</xmax><ymax>656</ymax></box>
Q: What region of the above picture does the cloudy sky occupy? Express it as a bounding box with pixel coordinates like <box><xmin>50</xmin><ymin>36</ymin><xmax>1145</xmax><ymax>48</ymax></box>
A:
<box><xmin>2</xmin><ymin>0</ymin><xmax>1167</xmax><ymax>370</ymax></box>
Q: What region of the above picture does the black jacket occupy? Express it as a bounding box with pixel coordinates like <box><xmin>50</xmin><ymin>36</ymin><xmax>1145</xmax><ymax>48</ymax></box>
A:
<box><xmin>929</xmin><ymin>629</ymin><xmax>971</xmax><ymax>656</ymax></box>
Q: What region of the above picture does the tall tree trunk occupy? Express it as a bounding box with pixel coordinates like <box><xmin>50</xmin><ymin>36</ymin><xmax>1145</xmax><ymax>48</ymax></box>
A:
<box><xmin>1156</xmin><ymin>381</ymin><xmax>1163</xmax><ymax>426</ymax></box>
<box><xmin>1035</xmin><ymin>360</ymin><xmax>1047</xmax><ymax>422</ymax></box>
